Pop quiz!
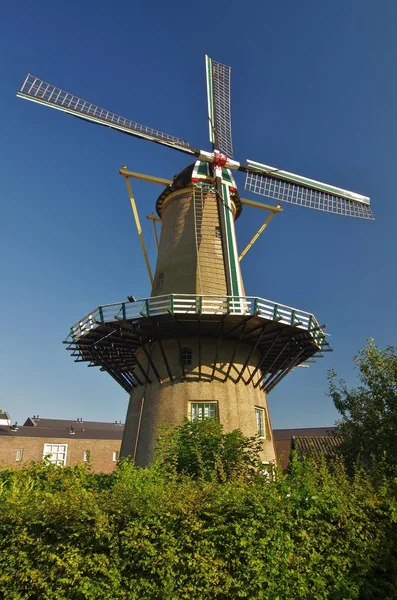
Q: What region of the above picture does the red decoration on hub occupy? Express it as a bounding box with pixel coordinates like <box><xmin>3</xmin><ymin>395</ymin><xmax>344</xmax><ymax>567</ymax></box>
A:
<box><xmin>212</xmin><ymin>151</ymin><xmax>228</xmax><ymax>167</ymax></box>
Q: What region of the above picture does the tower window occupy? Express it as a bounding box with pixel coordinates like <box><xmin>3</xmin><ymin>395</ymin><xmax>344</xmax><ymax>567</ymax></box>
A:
<box><xmin>255</xmin><ymin>407</ymin><xmax>266</xmax><ymax>438</ymax></box>
<box><xmin>16</xmin><ymin>448</ymin><xmax>23</xmax><ymax>462</ymax></box>
<box><xmin>181</xmin><ymin>347</ymin><xmax>192</xmax><ymax>365</ymax></box>
<box><xmin>215</xmin><ymin>226</ymin><xmax>221</xmax><ymax>239</ymax></box>
<box><xmin>158</xmin><ymin>272</ymin><xmax>165</xmax><ymax>288</ymax></box>
<box><xmin>190</xmin><ymin>402</ymin><xmax>217</xmax><ymax>421</ymax></box>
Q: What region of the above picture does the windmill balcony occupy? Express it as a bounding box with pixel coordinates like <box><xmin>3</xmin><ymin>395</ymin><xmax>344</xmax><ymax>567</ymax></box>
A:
<box><xmin>64</xmin><ymin>294</ymin><xmax>330</xmax><ymax>394</ymax></box>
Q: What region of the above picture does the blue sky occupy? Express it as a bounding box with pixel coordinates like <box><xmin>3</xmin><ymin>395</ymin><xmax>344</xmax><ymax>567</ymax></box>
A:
<box><xmin>1</xmin><ymin>0</ymin><xmax>396</xmax><ymax>428</ymax></box>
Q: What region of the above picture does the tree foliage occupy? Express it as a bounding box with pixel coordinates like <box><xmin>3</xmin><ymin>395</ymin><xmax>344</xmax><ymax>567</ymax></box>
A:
<box><xmin>328</xmin><ymin>338</ymin><xmax>397</xmax><ymax>472</ymax></box>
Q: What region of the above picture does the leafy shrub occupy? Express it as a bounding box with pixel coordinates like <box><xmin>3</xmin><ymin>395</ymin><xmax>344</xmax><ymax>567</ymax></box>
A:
<box><xmin>0</xmin><ymin>449</ymin><xmax>396</xmax><ymax>599</ymax></box>
<box><xmin>155</xmin><ymin>419</ymin><xmax>263</xmax><ymax>482</ymax></box>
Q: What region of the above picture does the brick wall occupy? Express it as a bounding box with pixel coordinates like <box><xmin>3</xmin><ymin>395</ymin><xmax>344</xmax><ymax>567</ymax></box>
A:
<box><xmin>0</xmin><ymin>436</ymin><xmax>122</xmax><ymax>473</ymax></box>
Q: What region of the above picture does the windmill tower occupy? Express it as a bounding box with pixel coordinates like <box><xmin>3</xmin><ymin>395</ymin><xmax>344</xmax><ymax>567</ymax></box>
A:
<box><xmin>17</xmin><ymin>57</ymin><xmax>373</xmax><ymax>466</ymax></box>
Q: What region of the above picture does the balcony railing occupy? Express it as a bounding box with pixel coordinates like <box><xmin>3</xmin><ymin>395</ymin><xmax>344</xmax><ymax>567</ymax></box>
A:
<box><xmin>69</xmin><ymin>294</ymin><xmax>326</xmax><ymax>347</ymax></box>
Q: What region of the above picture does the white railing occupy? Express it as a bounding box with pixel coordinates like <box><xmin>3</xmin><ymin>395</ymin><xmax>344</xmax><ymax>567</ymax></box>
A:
<box><xmin>68</xmin><ymin>294</ymin><xmax>325</xmax><ymax>347</ymax></box>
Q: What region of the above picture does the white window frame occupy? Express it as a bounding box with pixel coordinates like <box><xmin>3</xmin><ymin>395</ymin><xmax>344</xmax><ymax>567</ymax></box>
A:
<box><xmin>43</xmin><ymin>443</ymin><xmax>68</xmax><ymax>466</ymax></box>
<box><xmin>16</xmin><ymin>448</ymin><xmax>23</xmax><ymax>462</ymax></box>
<box><xmin>255</xmin><ymin>407</ymin><xmax>266</xmax><ymax>438</ymax></box>
<box><xmin>190</xmin><ymin>402</ymin><xmax>218</xmax><ymax>422</ymax></box>
<box><xmin>83</xmin><ymin>450</ymin><xmax>89</xmax><ymax>462</ymax></box>
<box><xmin>181</xmin><ymin>347</ymin><xmax>192</xmax><ymax>366</ymax></box>
<box><xmin>112</xmin><ymin>450</ymin><xmax>119</xmax><ymax>462</ymax></box>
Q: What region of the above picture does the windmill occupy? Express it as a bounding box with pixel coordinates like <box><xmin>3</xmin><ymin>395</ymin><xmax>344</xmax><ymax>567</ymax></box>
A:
<box><xmin>17</xmin><ymin>57</ymin><xmax>373</xmax><ymax>466</ymax></box>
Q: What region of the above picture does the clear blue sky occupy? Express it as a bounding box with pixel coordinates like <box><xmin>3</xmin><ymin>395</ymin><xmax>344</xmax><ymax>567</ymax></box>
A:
<box><xmin>1</xmin><ymin>0</ymin><xmax>395</xmax><ymax>428</ymax></box>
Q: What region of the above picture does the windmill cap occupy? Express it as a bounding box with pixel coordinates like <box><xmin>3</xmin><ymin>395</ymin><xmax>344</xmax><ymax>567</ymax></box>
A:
<box><xmin>155</xmin><ymin>162</ymin><xmax>242</xmax><ymax>219</ymax></box>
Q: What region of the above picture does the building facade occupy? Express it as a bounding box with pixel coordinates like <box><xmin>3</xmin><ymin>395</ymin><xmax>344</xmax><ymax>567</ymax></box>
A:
<box><xmin>0</xmin><ymin>417</ymin><xmax>123</xmax><ymax>473</ymax></box>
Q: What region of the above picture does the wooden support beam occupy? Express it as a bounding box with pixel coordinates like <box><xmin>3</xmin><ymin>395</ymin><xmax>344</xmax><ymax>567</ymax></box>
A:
<box><xmin>211</xmin><ymin>320</ymin><xmax>224</xmax><ymax>381</ymax></box>
<box><xmin>236</xmin><ymin>324</ymin><xmax>268</xmax><ymax>383</ymax></box>
<box><xmin>157</xmin><ymin>337</ymin><xmax>174</xmax><ymax>382</ymax></box>
<box><xmin>134</xmin><ymin>353</ymin><xmax>152</xmax><ymax>384</ymax></box>
<box><xmin>223</xmin><ymin>313</ymin><xmax>257</xmax><ymax>338</ymax></box>
<box><xmin>240</xmin><ymin>197</ymin><xmax>283</xmax><ymax>213</ymax></box>
<box><xmin>119</xmin><ymin>167</ymin><xmax>172</xmax><ymax>186</ymax></box>
<box><xmin>263</xmin><ymin>347</ymin><xmax>307</xmax><ymax>392</ymax></box>
<box><xmin>173</xmin><ymin>315</ymin><xmax>186</xmax><ymax>379</ymax></box>
<box><xmin>224</xmin><ymin>322</ymin><xmax>248</xmax><ymax>381</ymax></box>
<box><xmin>123</xmin><ymin>175</ymin><xmax>153</xmax><ymax>285</ymax></box>
<box><xmin>141</xmin><ymin>344</ymin><xmax>162</xmax><ymax>383</ymax></box>
<box><xmin>253</xmin><ymin>340</ymin><xmax>292</xmax><ymax>388</ymax></box>
<box><xmin>246</xmin><ymin>332</ymin><xmax>284</xmax><ymax>385</ymax></box>
<box><xmin>239</xmin><ymin>211</ymin><xmax>278</xmax><ymax>261</ymax></box>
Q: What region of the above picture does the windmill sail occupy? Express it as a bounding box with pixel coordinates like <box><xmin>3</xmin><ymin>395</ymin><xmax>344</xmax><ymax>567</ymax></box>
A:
<box><xmin>244</xmin><ymin>160</ymin><xmax>373</xmax><ymax>219</ymax></box>
<box><xmin>17</xmin><ymin>74</ymin><xmax>197</xmax><ymax>156</ymax></box>
<box><xmin>205</xmin><ymin>56</ymin><xmax>233</xmax><ymax>157</ymax></box>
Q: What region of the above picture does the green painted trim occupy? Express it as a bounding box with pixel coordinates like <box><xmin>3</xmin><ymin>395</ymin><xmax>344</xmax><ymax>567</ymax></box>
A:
<box><xmin>197</xmin><ymin>161</ymin><xmax>208</xmax><ymax>176</ymax></box>
<box><xmin>221</xmin><ymin>168</ymin><xmax>233</xmax><ymax>184</ymax></box>
<box><xmin>122</xmin><ymin>303</ymin><xmax>126</xmax><ymax>320</ymax></box>
<box><xmin>99</xmin><ymin>307</ymin><xmax>104</xmax><ymax>323</ymax></box>
<box><xmin>222</xmin><ymin>183</ymin><xmax>241</xmax><ymax>299</ymax></box>
<box><xmin>205</xmin><ymin>56</ymin><xmax>215</xmax><ymax>145</ymax></box>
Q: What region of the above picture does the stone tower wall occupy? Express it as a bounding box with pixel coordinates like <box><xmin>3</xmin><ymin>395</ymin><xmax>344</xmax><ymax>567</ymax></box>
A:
<box><xmin>151</xmin><ymin>185</ymin><xmax>244</xmax><ymax>297</ymax></box>
<box><xmin>121</xmin><ymin>337</ymin><xmax>275</xmax><ymax>465</ymax></box>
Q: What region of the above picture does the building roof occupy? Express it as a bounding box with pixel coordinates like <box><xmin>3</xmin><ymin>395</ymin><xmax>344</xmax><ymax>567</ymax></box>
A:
<box><xmin>0</xmin><ymin>425</ymin><xmax>124</xmax><ymax>440</ymax></box>
<box><xmin>273</xmin><ymin>427</ymin><xmax>336</xmax><ymax>440</ymax></box>
<box><xmin>0</xmin><ymin>412</ymin><xmax>10</xmax><ymax>421</ymax></box>
<box><xmin>272</xmin><ymin>427</ymin><xmax>338</xmax><ymax>470</ymax></box>
<box><xmin>2</xmin><ymin>417</ymin><xmax>124</xmax><ymax>441</ymax></box>
<box><xmin>23</xmin><ymin>417</ymin><xmax>124</xmax><ymax>430</ymax></box>
<box><xmin>293</xmin><ymin>435</ymin><xmax>342</xmax><ymax>459</ymax></box>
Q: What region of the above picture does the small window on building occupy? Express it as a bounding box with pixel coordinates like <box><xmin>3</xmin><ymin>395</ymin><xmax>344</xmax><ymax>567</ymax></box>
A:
<box><xmin>112</xmin><ymin>450</ymin><xmax>120</xmax><ymax>462</ymax></box>
<box><xmin>255</xmin><ymin>407</ymin><xmax>266</xmax><ymax>438</ymax></box>
<box><xmin>190</xmin><ymin>402</ymin><xmax>217</xmax><ymax>421</ymax></box>
<box><xmin>16</xmin><ymin>448</ymin><xmax>23</xmax><ymax>462</ymax></box>
<box><xmin>181</xmin><ymin>347</ymin><xmax>192</xmax><ymax>366</ymax></box>
<box><xmin>158</xmin><ymin>272</ymin><xmax>165</xmax><ymax>288</ymax></box>
<box><xmin>43</xmin><ymin>443</ymin><xmax>68</xmax><ymax>466</ymax></box>
<box><xmin>215</xmin><ymin>226</ymin><xmax>221</xmax><ymax>239</ymax></box>
<box><xmin>83</xmin><ymin>450</ymin><xmax>90</xmax><ymax>462</ymax></box>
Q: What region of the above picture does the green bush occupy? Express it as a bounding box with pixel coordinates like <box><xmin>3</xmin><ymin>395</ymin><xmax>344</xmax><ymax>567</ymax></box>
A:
<box><xmin>0</xmin><ymin>446</ymin><xmax>396</xmax><ymax>599</ymax></box>
<box><xmin>154</xmin><ymin>419</ymin><xmax>263</xmax><ymax>482</ymax></box>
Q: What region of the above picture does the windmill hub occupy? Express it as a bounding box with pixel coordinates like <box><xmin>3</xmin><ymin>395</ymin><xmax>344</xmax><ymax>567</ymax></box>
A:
<box><xmin>212</xmin><ymin>150</ymin><xmax>228</xmax><ymax>167</ymax></box>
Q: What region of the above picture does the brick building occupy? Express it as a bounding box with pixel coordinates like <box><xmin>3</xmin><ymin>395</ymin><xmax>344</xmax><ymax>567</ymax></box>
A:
<box><xmin>0</xmin><ymin>416</ymin><xmax>124</xmax><ymax>473</ymax></box>
<box><xmin>0</xmin><ymin>414</ymin><xmax>337</xmax><ymax>473</ymax></box>
<box><xmin>273</xmin><ymin>427</ymin><xmax>338</xmax><ymax>470</ymax></box>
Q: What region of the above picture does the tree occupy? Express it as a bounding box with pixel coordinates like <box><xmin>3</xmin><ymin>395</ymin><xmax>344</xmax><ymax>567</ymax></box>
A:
<box><xmin>155</xmin><ymin>418</ymin><xmax>263</xmax><ymax>481</ymax></box>
<box><xmin>328</xmin><ymin>338</ymin><xmax>397</xmax><ymax>471</ymax></box>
